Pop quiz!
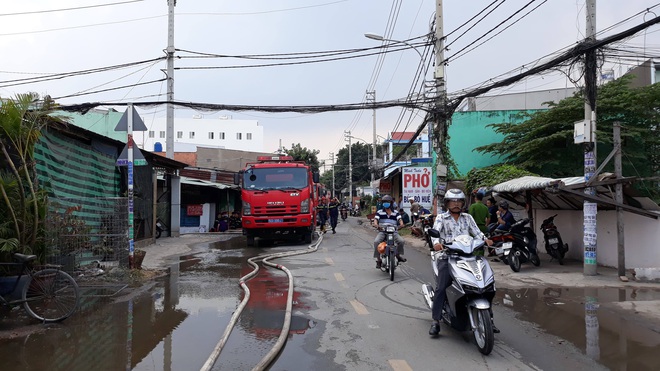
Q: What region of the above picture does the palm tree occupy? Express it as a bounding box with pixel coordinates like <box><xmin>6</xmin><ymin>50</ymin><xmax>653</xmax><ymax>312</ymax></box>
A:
<box><xmin>0</xmin><ymin>93</ymin><xmax>60</xmax><ymax>261</ymax></box>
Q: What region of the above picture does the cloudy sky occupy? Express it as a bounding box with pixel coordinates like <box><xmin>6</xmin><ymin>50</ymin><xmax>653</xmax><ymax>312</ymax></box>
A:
<box><xmin>1</xmin><ymin>0</ymin><xmax>659</xmax><ymax>169</ymax></box>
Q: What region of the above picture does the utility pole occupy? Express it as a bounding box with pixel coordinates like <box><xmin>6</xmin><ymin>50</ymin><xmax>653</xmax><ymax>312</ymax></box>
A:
<box><xmin>165</xmin><ymin>0</ymin><xmax>176</xmax><ymax>159</ymax></box>
<box><xmin>434</xmin><ymin>0</ymin><xmax>447</xmax><ymax>214</ymax></box>
<box><xmin>366</xmin><ymin>90</ymin><xmax>376</xmax><ymax>182</ymax></box>
<box><xmin>613</xmin><ymin>123</ymin><xmax>626</xmax><ymax>279</ymax></box>
<box><xmin>344</xmin><ymin>131</ymin><xmax>352</xmax><ymax>203</ymax></box>
<box><xmin>583</xmin><ymin>0</ymin><xmax>598</xmax><ymax>276</ymax></box>
<box><xmin>329</xmin><ymin>152</ymin><xmax>335</xmax><ymax>198</ymax></box>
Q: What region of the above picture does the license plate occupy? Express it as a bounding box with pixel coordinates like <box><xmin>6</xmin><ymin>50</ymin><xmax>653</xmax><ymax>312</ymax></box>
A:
<box><xmin>503</xmin><ymin>242</ymin><xmax>513</xmax><ymax>248</ymax></box>
<box><xmin>548</xmin><ymin>238</ymin><xmax>559</xmax><ymax>244</ymax></box>
<box><xmin>268</xmin><ymin>218</ymin><xmax>283</xmax><ymax>223</ymax></box>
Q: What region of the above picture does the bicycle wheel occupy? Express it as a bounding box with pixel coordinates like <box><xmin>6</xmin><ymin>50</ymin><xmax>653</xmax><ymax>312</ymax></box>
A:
<box><xmin>22</xmin><ymin>268</ymin><xmax>80</xmax><ymax>323</ymax></box>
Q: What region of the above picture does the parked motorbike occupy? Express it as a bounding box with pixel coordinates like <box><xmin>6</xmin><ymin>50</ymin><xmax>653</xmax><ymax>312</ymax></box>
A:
<box><xmin>540</xmin><ymin>214</ymin><xmax>569</xmax><ymax>265</ymax></box>
<box><xmin>420</xmin><ymin>213</ymin><xmax>436</xmax><ymax>249</ymax></box>
<box><xmin>489</xmin><ymin>218</ymin><xmax>540</xmax><ymax>272</ymax></box>
<box><xmin>155</xmin><ymin>218</ymin><xmax>167</xmax><ymax>239</ymax></box>
<box><xmin>340</xmin><ymin>206</ymin><xmax>348</xmax><ymax>220</ymax></box>
<box><xmin>421</xmin><ymin>231</ymin><xmax>496</xmax><ymax>355</ymax></box>
<box><xmin>377</xmin><ymin>223</ymin><xmax>401</xmax><ymax>281</ymax></box>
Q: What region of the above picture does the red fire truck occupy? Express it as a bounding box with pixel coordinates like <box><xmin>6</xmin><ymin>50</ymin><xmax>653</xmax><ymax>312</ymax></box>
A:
<box><xmin>237</xmin><ymin>155</ymin><xmax>319</xmax><ymax>246</ymax></box>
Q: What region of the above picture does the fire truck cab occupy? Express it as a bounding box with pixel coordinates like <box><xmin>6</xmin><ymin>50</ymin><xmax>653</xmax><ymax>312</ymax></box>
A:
<box><xmin>237</xmin><ymin>155</ymin><xmax>319</xmax><ymax>246</ymax></box>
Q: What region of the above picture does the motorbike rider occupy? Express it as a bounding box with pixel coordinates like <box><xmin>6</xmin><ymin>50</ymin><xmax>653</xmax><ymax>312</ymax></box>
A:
<box><xmin>372</xmin><ymin>195</ymin><xmax>407</xmax><ymax>269</ymax></box>
<box><xmin>429</xmin><ymin>189</ymin><xmax>497</xmax><ymax>336</ymax></box>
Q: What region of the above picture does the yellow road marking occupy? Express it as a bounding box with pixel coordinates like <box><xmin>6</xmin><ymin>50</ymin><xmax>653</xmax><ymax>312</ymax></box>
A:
<box><xmin>388</xmin><ymin>359</ymin><xmax>412</xmax><ymax>371</ymax></box>
<box><xmin>334</xmin><ymin>273</ymin><xmax>345</xmax><ymax>281</ymax></box>
<box><xmin>349</xmin><ymin>300</ymin><xmax>369</xmax><ymax>315</ymax></box>
<box><xmin>325</xmin><ymin>257</ymin><xmax>334</xmax><ymax>265</ymax></box>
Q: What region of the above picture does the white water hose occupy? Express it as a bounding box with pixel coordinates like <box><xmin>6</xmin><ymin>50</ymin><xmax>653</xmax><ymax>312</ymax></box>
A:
<box><xmin>200</xmin><ymin>233</ymin><xmax>323</xmax><ymax>371</ymax></box>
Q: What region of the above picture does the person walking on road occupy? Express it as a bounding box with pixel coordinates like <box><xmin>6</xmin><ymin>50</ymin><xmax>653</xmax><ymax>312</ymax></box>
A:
<box><xmin>317</xmin><ymin>197</ymin><xmax>329</xmax><ymax>233</ymax></box>
<box><xmin>328</xmin><ymin>197</ymin><xmax>340</xmax><ymax>234</ymax></box>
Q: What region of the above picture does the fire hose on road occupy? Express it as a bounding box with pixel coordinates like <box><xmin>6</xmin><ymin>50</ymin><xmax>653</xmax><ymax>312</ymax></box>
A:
<box><xmin>200</xmin><ymin>232</ymin><xmax>324</xmax><ymax>371</ymax></box>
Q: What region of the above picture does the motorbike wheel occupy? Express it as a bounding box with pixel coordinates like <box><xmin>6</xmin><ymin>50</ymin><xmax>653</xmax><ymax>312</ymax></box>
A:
<box><xmin>155</xmin><ymin>229</ymin><xmax>161</xmax><ymax>239</ymax></box>
<box><xmin>530</xmin><ymin>253</ymin><xmax>541</xmax><ymax>267</ymax></box>
<box><xmin>473</xmin><ymin>308</ymin><xmax>494</xmax><ymax>355</ymax></box>
<box><xmin>389</xmin><ymin>250</ymin><xmax>395</xmax><ymax>281</ymax></box>
<box><xmin>558</xmin><ymin>252</ymin><xmax>564</xmax><ymax>265</ymax></box>
<box><xmin>509</xmin><ymin>251</ymin><xmax>521</xmax><ymax>272</ymax></box>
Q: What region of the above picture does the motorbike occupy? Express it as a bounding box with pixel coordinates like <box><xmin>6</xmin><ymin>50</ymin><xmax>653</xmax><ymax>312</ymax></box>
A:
<box><xmin>489</xmin><ymin>218</ymin><xmax>540</xmax><ymax>272</ymax></box>
<box><xmin>420</xmin><ymin>230</ymin><xmax>496</xmax><ymax>355</ymax></box>
<box><xmin>340</xmin><ymin>206</ymin><xmax>348</xmax><ymax>220</ymax></box>
<box><xmin>155</xmin><ymin>218</ymin><xmax>167</xmax><ymax>239</ymax></box>
<box><xmin>419</xmin><ymin>213</ymin><xmax>436</xmax><ymax>249</ymax></box>
<box><xmin>540</xmin><ymin>214</ymin><xmax>569</xmax><ymax>265</ymax></box>
<box><xmin>377</xmin><ymin>223</ymin><xmax>401</xmax><ymax>281</ymax></box>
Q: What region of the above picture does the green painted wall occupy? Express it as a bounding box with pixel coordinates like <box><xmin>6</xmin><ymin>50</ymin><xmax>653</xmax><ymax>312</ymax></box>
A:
<box><xmin>449</xmin><ymin>110</ymin><xmax>543</xmax><ymax>176</ymax></box>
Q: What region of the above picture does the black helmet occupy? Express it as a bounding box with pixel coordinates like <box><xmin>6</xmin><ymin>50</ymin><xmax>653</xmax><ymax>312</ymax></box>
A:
<box><xmin>381</xmin><ymin>195</ymin><xmax>393</xmax><ymax>202</ymax></box>
<box><xmin>443</xmin><ymin>189</ymin><xmax>466</xmax><ymax>205</ymax></box>
<box><xmin>498</xmin><ymin>200</ymin><xmax>509</xmax><ymax>209</ymax></box>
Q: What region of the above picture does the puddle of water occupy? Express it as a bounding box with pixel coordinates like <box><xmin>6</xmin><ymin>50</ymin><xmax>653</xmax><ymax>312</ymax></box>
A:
<box><xmin>498</xmin><ymin>287</ymin><xmax>660</xmax><ymax>371</ymax></box>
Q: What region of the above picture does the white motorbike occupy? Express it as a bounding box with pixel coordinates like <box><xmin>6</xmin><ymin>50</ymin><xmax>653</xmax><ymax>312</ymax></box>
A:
<box><xmin>421</xmin><ymin>230</ymin><xmax>496</xmax><ymax>355</ymax></box>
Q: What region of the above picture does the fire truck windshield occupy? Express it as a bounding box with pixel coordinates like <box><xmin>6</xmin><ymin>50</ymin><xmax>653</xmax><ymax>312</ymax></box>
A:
<box><xmin>243</xmin><ymin>167</ymin><xmax>309</xmax><ymax>190</ymax></box>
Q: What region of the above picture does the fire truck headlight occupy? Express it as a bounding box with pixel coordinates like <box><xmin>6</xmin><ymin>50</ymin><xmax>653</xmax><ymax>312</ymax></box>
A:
<box><xmin>243</xmin><ymin>202</ymin><xmax>251</xmax><ymax>216</ymax></box>
<box><xmin>301</xmin><ymin>199</ymin><xmax>310</xmax><ymax>213</ymax></box>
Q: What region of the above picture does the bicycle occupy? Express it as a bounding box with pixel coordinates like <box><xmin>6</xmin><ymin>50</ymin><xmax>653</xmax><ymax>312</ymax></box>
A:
<box><xmin>0</xmin><ymin>253</ymin><xmax>80</xmax><ymax>323</ymax></box>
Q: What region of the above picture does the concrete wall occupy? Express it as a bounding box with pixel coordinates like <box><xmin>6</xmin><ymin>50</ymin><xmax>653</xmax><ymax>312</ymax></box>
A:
<box><xmin>530</xmin><ymin>209</ymin><xmax>660</xmax><ymax>269</ymax></box>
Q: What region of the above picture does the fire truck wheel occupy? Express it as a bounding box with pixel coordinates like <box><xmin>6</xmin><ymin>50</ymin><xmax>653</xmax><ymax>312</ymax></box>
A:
<box><xmin>304</xmin><ymin>232</ymin><xmax>312</xmax><ymax>244</ymax></box>
<box><xmin>246</xmin><ymin>236</ymin><xmax>255</xmax><ymax>246</ymax></box>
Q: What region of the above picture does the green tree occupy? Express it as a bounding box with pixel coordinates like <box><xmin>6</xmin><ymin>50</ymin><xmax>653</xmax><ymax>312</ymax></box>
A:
<box><xmin>282</xmin><ymin>143</ymin><xmax>321</xmax><ymax>173</ymax></box>
<box><xmin>474</xmin><ymin>76</ymin><xmax>658</xmax><ymax>199</ymax></box>
<box><xmin>0</xmin><ymin>93</ymin><xmax>61</xmax><ymax>261</ymax></box>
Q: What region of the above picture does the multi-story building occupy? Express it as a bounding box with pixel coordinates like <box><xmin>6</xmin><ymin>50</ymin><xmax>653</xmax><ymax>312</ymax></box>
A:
<box><xmin>133</xmin><ymin>115</ymin><xmax>264</xmax><ymax>153</ymax></box>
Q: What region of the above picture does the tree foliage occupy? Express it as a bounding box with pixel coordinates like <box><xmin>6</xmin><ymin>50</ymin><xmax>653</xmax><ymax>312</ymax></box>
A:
<box><xmin>0</xmin><ymin>93</ymin><xmax>60</xmax><ymax>262</ymax></box>
<box><xmin>465</xmin><ymin>164</ymin><xmax>538</xmax><ymax>194</ymax></box>
<box><xmin>282</xmin><ymin>143</ymin><xmax>321</xmax><ymax>173</ymax></box>
<box><xmin>474</xmin><ymin>75</ymin><xmax>658</xmax><ymax>199</ymax></box>
<box><xmin>322</xmin><ymin>142</ymin><xmax>383</xmax><ymax>197</ymax></box>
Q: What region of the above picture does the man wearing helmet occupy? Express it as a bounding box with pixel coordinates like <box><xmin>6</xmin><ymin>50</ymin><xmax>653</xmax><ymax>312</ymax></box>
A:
<box><xmin>428</xmin><ymin>189</ymin><xmax>497</xmax><ymax>336</ymax></box>
<box><xmin>371</xmin><ymin>195</ymin><xmax>406</xmax><ymax>269</ymax></box>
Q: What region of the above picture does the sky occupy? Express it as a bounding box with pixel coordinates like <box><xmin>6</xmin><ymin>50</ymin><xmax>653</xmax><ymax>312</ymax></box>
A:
<box><xmin>1</xmin><ymin>0</ymin><xmax>659</xmax><ymax>172</ymax></box>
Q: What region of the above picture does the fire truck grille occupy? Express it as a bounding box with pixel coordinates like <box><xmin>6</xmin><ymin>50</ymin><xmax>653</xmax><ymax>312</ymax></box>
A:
<box><xmin>254</xmin><ymin>205</ymin><xmax>299</xmax><ymax>215</ymax></box>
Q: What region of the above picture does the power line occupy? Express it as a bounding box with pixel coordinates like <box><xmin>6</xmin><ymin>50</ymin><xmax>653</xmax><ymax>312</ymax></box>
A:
<box><xmin>0</xmin><ymin>0</ymin><xmax>143</xmax><ymax>16</ymax></box>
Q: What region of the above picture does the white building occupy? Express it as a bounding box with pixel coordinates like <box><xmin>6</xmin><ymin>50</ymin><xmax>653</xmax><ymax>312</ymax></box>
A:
<box><xmin>134</xmin><ymin>115</ymin><xmax>264</xmax><ymax>153</ymax></box>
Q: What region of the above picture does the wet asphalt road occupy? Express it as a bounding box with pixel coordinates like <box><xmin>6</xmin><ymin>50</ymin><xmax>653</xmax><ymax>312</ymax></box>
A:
<box><xmin>1</xmin><ymin>217</ymin><xmax>659</xmax><ymax>370</ymax></box>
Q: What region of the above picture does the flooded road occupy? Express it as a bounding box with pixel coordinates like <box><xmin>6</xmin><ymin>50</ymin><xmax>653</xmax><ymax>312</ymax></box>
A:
<box><xmin>498</xmin><ymin>287</ymin><xmax>660</xmax><ymax>371</ymax></box>
<box><xmin>1</xmin><ymin>233</ymin><xmax>659</xmax><ymax>370</ymax></box>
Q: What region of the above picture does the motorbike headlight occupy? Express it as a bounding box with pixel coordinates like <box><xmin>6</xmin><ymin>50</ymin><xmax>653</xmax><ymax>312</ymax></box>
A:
<box><xmin>385</xmin><ymin>226</ymin><xmax>396</xmax><ymax>233</ymax></box>
<box><xmin>301</xmin><ymin>199</ymin><xmax>309</xmax><ymax>213</ymax></box>
<box><xmin>243</xmin><ymin>202</ymin><xmax>251</xmax><ymax>216</ymax></box>
<box><xmin>523</xmin><ymin>237</ymin><xmax>529</xmax><ymax>245</ymax></box>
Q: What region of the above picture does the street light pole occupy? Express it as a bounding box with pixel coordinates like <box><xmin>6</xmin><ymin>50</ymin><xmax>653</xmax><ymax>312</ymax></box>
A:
<box><xmin>329</xmin><ymin>152</ymin><xmax>335</xmax><ymax>198</ymax></box>
<box><xmin>344</xmin><ymin>131</ymin><xmax>352</xmax><ymax>203</ymax></box>
<box><xmin>366</xmin><ymin>90</ymin><xmax>376</xmax><ymax>182</ymax></box>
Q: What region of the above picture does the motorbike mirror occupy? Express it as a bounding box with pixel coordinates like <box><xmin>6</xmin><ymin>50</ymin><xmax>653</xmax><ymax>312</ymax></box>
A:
<box><xmin>427</xmin><ymin>229</ymin><xmax>440</xmax><ymax>238</ymax></box>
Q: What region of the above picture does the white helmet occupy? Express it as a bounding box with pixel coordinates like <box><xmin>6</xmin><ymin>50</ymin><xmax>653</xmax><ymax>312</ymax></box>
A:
<box><xmin>444</xmin><ymin>189</ymin><xmax>466</xmax><ymax>206</ymax></box>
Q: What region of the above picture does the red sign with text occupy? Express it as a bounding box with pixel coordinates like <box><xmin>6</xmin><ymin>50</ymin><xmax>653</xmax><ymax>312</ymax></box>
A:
<box><xmin>187</xmin><ymin>204</ymin><xmax>203</xmax><ymax>216</ymax></box>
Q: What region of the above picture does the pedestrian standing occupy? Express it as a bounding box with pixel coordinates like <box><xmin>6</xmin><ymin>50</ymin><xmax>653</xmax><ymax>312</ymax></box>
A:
<box><xmin>317</xmin><ymin>197</ymin><xmax>329</xmax><ymax>233</ymax></box>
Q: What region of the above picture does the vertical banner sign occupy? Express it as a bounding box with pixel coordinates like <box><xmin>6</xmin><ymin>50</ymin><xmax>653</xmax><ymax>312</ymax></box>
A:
<box><xmin>115</xmin><ymin>104</ymin><xmax>147</xmax><ymax>269</ymax></box>
<box><xmin>584</xmin><ymin>150</ymin><xmax>597</xmax><ymax>267</ymax></box>
<box><xmin>402</xmin><ymin>167</ymin><xmax>432</xmax><ymax>209</ymax></box>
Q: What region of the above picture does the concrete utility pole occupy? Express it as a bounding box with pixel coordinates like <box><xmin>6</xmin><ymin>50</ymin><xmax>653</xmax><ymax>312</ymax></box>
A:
<box><xmin>165</xmin><ymin>0</ymin><xmax>176</xmax><ymax>159</ymax></box>
<box><xmin>434</xmin><ymin>0</ymin><xmax>447</xmax><ymax>214</ymax></box>
<box><xmin>344</xmin><ymin>131</ymin><xmax>352</xmax><ymax>203</ymax></box>
<box><xmin>366</xmin><ymin>90</ymin><xmax>376</xmax><ymax>182</ymax></box>
<box><xmin>329</xmin><ymin>152</ymin><xmax>335</xmax><ymax>198</ymax></box>
<box><xmin>613</xmin><ymin>123</ymin><xmax>625</xmax><ymax>279</ymax></box>
<box><xmin>583</xmin><ymin>0</ymin><xmax>598</xmax><ymax>276</ymax></box>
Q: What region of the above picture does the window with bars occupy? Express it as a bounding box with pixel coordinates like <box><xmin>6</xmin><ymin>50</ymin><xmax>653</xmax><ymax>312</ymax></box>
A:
<box><xmin>246</xmin><ymin>133</ymin><xmax>252</xmax><ymax>140</ymax></box>
<box><xmin>236</xmin><ymin>133</ymin><xmax>242</xmax><ymax>140</ymax></box>
<box><xmin>148</xmin><ymin>131</ymin><xmax>154</xmax><ymax>138</ymax></box>
<box><xmin>189</xmin><ymin>132</ymin><xmax>195</xmax><ymax>139</ymax></box>
<box><xmin>208</xmin><ymin>132</ymin><xmax>214</xmax><ymax>139</ymax></box>
<box><xmin>177</xmin><ymin>131</ymin><xmax>183</xmax><ymax>139</ymax></box>
<box><xmin>219</xmin><ymin>132</ymin><xmax>225</xmax><ymax>140</ymax></box>
<box><xmin>159</xmin><ymin>131</ymin><xmax>165</xmax><ymax>138</ymax></box>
